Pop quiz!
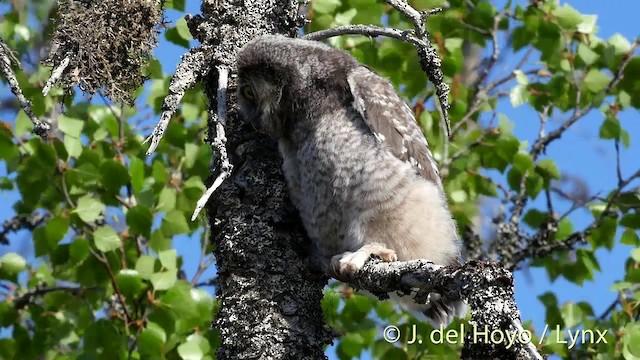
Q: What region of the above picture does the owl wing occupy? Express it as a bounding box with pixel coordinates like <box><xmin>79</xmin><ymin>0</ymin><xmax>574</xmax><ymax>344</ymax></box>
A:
<box><xmin>347</xmin><ymin>66</ymin><xmax>443</xmax><ymax>191</ymax></box>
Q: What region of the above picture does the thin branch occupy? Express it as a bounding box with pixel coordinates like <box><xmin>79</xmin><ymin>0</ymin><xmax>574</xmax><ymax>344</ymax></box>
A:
<box><xmin>598</xmin><ymin>298</ymin><xmax>619</xmax><ymax>321</ymax></box>
<box><xmin>384</xmin><ymin>0</ymin><xmax>441</xmax><ymax>38</ymax></box>
<box><xmin>0</xmin><ymin>212</ymin><xmax>49</xmax><ymax>245</ymax></box>
<box><xmin>474</xmin><ymin>10</ymin><xmax>505</xmax><ymax>88</ymax></box>
<box><xmin>0</xmin><ymin>37</ymin><xmax>49</xmax><ymax>138</ymax></box>
<box><xmin>531</xmin><ymin>42</ymin><xmax>638</xmax><ymax>159</ymax></box>
<box><xmin>144</xmin><ymin>49</ymin><xmax>207</xmax><ymax>155</ymax></box>
<box><xmin>509</xmin><ymin>169</ymin><xmax>640</xmax><ymax>268</ymax></box>
<box><xmin>191</xmin><ymin>65</ymin><xmax>233</xmax><ymax>221</ymax></box>
<box><xmin>606</xmin><ymin>40</ymin><xmax>639</xmax><ymax>93</ymax></box>
<box><xmin>615</xmin><ymin>140</ymin><xmax>623</xmax><ymax>186</ymax></box>
<box><xmin>441</xmin><ymin>128</ymin><xmax>494</xmax><ymax>171</ymax></box>
<box><xmin>42</xmin><ymin>55</ymin><xmax>70</xmax><ymax>96</ymax></box>
<box><xmin>90</xmin><ymin>249</ymin><xmax>131</xmax><ymax>326</ymax></box>
<box><xmin>191</xmin><ymin>223</ymin><xmax>214</xmax><ymax>287</ymax></box>
<box><xmin>13</xmin><ymin>285</ymin><xmax>98</xmax><ymax>310</ymax></box>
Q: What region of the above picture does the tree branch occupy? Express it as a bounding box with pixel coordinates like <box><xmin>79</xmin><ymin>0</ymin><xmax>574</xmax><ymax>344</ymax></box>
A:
<box><xmin>0</xmin><ymin>212</ymin><xmax>49</xmax><ymax>245</ymax></box>
<box><xmin>0</xmin><ymin>37</ymin><xmax>50</xmax><ymax>138</ymax></box>
<box><xmin>144</xmin><ymin>48</ymin><xmax>207</xmax><ymax>155</ymax></box>
<box><xmin>347</xmin><ymin>258</ymin><xmax>543</xmax><ymax>359</ymax></box>
<box><xmin>192</xmin><ymin>65</ymin><xmax>233</xmax><ymax>221</ymax></box>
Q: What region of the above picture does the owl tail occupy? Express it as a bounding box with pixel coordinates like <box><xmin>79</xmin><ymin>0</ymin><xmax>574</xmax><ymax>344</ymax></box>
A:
<box><xmin>390</xmin><ymin>291</ymin><xmax>467</xmax><ymax>328</ymax></box>
<box><xmin>421</xmin><ymin>292</ymin><xmax>467</xmax><ymax>328</ymax></box>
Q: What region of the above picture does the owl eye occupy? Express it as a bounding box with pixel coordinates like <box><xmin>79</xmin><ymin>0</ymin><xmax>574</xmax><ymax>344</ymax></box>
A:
<box><xmin>241</xmin><ymin>86</ymin><xmax>255</xmax><ymax>101</ymax></box>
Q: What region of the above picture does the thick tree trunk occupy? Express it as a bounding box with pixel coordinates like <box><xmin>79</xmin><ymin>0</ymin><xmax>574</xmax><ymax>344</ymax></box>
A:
<box><xmin>193</xmin><ymin>1</ymin><xmax>333</xmax><ymax>359</ymax></box>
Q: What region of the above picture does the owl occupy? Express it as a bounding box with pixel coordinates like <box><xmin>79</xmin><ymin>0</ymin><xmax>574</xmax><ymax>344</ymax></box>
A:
<box><xmin>236</xmin><ymin>35</ymin><xmax>466</xmax><ymax>326</ymax></box>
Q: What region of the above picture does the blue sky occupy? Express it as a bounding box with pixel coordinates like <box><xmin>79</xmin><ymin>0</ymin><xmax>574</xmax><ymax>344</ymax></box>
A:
<box><xmin>1</xmin><ymin>0</ymin><xmax>639</xmax><ymax>358</ymax></box>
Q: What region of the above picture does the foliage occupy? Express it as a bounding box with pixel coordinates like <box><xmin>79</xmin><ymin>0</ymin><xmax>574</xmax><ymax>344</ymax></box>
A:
<box><xmin>0</xmin><ymin>0</ymin><xmax>639</xmax><ymax>359</ymax></box>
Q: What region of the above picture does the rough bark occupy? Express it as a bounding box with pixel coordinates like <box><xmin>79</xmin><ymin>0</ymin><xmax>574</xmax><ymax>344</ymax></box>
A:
<box><xmin>189</xmin><ymin>1</ymin><xmax>333</xmax><ymax>359</ymax></box>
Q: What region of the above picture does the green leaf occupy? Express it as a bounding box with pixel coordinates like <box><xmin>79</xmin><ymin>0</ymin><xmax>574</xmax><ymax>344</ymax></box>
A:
<box><xmin>100</xmin><ymin>159</ymin><xmax>131</xmax><ymax>194</ymax></box>
<box><xmin>164</xmin><ymin>0</ymin><xmax>185</xmax><ymax>11</ymax></box>
<box><xmin>165</xmin><ymin>18</ymin><xmax>191</xmax><ymax>48</ymax></box>
<box><xmin>15</xmin><ymin>111</ymin><xmax>32</xmax><ymax>135</ymax></box>
<box><xmin>129</xmin><ymin>157</ymin><xmax>145</xmax><ymax>194</ymax></box>
<box><xmin>631</xmin><ymin>248</ymin><xmax>640</xmax><ymax>262</ymax></box>
<box><xmin>184</xmin><ymin>143</ymin><xmax>199</xmax><ymax>169</ymax></box>
<box><xmin>73</xmin><ymin>195</ymin><xmax>105</xmax><ymax>223</ymax></box>
<box><xmin>335</xmin><ymin>9</ymin><xmax>357</xmax><ymax>26</ymax></box>
<box><xmin>513</xmin><ymin>152</ymin><xmax>534</xmax><ymax>172</ymax></box>
<box><xmin>63</xmin><ymin>135</ymin><xmax>83</xmax><ymax>158</ymax></box>
<box><xmin>622</xmin><ymin>324</ymin><xmax>640</xmax><ymax>358</ymax></box>
<box><xmin>160</xmin><ymin>280</ymin><xmax>197</xmax><ymax>316</ymax></box>
<box><xmin>137</xmin><ymin>322</ymin><xmax>166</xmax><ymax>355</ymax></box>
<box><xmin>381</xmin><ymin>347</ymin><xmax>409</xmax><ymax>360</ymax></box>
<box><xmin>177</xmin><ymin>338</ymin><xmax>204</xmax><ymax>360</ymax></box>
<box><xmin>150</xmin><ymin>270</ymin><xmax>177</xmax><ymax>291</ymax></box>
<box><xmin>583</xmin><ymin>69</ymin><xmax>610</xmax><ymax>93</ymax></box>
<box><xmin>58</xmin><ymin>115</ymin><xmax>84</xmax><ymax>137</ymax></box>
<box><xmin>599</xmin><ymin>117</ymin><xmax>621</xmax><ymax>140</ymax></box>
<box><xmin>535</xmin><ymin>159</ymin><xmax>561</xmax><ymax>180</ymax></box>
<box><xmin>554</xmin><ymin>218</ymin><xmax>574</xmax><ymax>241</ymax></box>
<box><xmin>514</xmin><ymin>69</ymin><xmax>529</xmax><ymax>85</ymax></box>
<box><xmin>621</xmin><ymin>214</ymin><xmax>640</xmax><ymax>229</ymax></box>
<box><xmin>126</xmin><ymin>205</ymin><xmax>153</xmax><ymax>237</ymax></box>
<box><xmin>135</xmin><ymin>255</ymin><xmax>156</xmax><ymax>280</ymax></box>
<box><xmin>93</xmin><ymin>226</ymin><xmax>121</xmax><ymax>253</ymax></box>
<box><xmin>0</xmin><ymin>252</ymin><xmax>27</xmax><ymax>274</ymax></box>
<box><xmin>590</xmin><ymin>217</ymin><xmax>617</xmax><ymax>250</ymax></box>
<box><xmin>608</xmin><ymin>33</ymin><xmax>632</xmax><ymax>55</ymax></box>
<box><xmin>577</xmin><ymin>14</ymin><xmax>597</xmax><ymax>34</ymax></box>
<box><xmin>159</xmin><ymin>249</ymin><xmax>177</xmax><ymax>271</ymax></box>
<box><xmin>161</xmin><ymin>210</ymin><xmax>190</xmax><ymax>237</ymax></box>
<box><xmin>552</xmin><ymin>4</ymin><xmax>583</xmax><ymax>30</ymax></box>
<box><xmin>577</xmin><ymin>43</ymin><xmax>598</xmax><ymax>65</ymax></box>
<box><xmin>337</xmin><ymin>333</ymin><xmax>365</xmax><ymax>358</ymax></box>
<box><xmin>70</xmin><ymin>237</ymin><xmax>90</xmax><ymax>263</ymax></box>
<box><xmin>510</xmin><ymin>84</ymin><xmax>528</xmax><ymax>107</ymax></box>
<box><xmin>314</xmin><ymin>0</ymin><xmax>341</xmax><ymax>14</ymax></box>
<box><xmin>158</xmin><ymin>187</ymin><xmax>177</xmax><ymax>212</ymax></box>
<box><xmin>621</xmin><ymin>229</ymin><xmax>640</xmax><ymax>246</ymax></box>
<box><xmin>115</xmin><ymin>269</ymin><xmax>145</xmax><ymax>297</ymax></box>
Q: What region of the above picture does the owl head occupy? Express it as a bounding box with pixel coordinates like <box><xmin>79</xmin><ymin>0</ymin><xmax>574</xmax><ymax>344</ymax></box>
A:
<box><xmin>236</xmin><ymin>35</ymin><xmax>357</xmax><ymax>137</ymax></box>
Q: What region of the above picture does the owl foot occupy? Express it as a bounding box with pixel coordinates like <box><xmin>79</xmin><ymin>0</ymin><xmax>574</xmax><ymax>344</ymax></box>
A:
<box><xmin>329</xmin><ymin>243</ymin><xmax>397</xmax><ymax>281</ymax></box>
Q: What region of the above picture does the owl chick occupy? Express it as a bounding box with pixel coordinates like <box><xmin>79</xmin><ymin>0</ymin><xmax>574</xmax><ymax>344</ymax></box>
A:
<box><xmin>236</xmin><ymin>35</ymin><xmax>466</xmax><ymax>326</ymax></box>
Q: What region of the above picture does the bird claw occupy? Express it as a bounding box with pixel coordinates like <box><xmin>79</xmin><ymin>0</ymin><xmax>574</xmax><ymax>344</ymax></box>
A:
<box><xmin>329</xmin><ymin>243</ymin><xmax>397</xmax><ymax>281</ymax></box>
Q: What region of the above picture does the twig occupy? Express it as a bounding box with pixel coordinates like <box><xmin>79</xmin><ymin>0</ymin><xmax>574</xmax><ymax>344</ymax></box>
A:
<box><xmin>0</xmin><ymin>212</ymin><xmax>50</xmax><ymax>245</ymax></box>
<box><xmin>615</xmin><ymin>140</ymin><xmax>623</xmax><ymax>186</ymax></box>
<box><xmin>144</xmin><ymin>49</ymin><xmax>206</xmax><ymax>155</ymax></box>
<box><xmin>191</xmin><ymin>65</ymin><xmax>233</xmax><ymax>221</ymax></box>
<box><xmin>0</xmin><ymin>37</ymin><xmax>49</xmax><ymax>138</ymax></box>
<box><xmin>474</xmin><ymin>10</ymin><xmax>505</xmax><ymax>88</ymax></box>
<box><xmin>42</xmin><ymin>55</ymin><xmax>70</xmax><ymax>96</ymax></box>
<box><xmin>531</xmin><ymin>42</ymin><xmax>638</xmax><ymax>159</ymax></box>
<box><xmin>13</xmin><ymin>285</ymin><xmax>97</xmax><ymax>310</ymax></box>
<box><xmin>191</xmin><ymin>224</ymin><xmax>214</xmax><ymax>287</ymax></box>
<box><xmin>441</xmin><ymin>128</ymin><xmax>494</xmax><ymax>171</ymax></box>
<box><xmin>509</xmin><ymin>169</ymin><xmax>640</xmax><ymax>268</ymax></box>
<box><xmin>384</xmin><ymin>0</ymin><xmax>441</xmax><ymax>38</ymax></box>
<box><xmin>606</xmin><ymin>40</ymin><xmax>639</xmax><ymax>93</ymax></box>
<box><xmin>598</xmin><ymin>298</ymin><xmax>619</xmax><ymax>320</ymax></box>
<box><xmin>90</xmin><ymin>249</ymin><xmax>131</xmax><ymax>326</ymax></box>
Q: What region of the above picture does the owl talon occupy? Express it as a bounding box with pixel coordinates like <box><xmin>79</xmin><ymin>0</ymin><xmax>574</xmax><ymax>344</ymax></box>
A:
<box><xmin>329</xmin><ymin>243</ymin><xmax>397</xmax><ymax>281</ymax></box>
